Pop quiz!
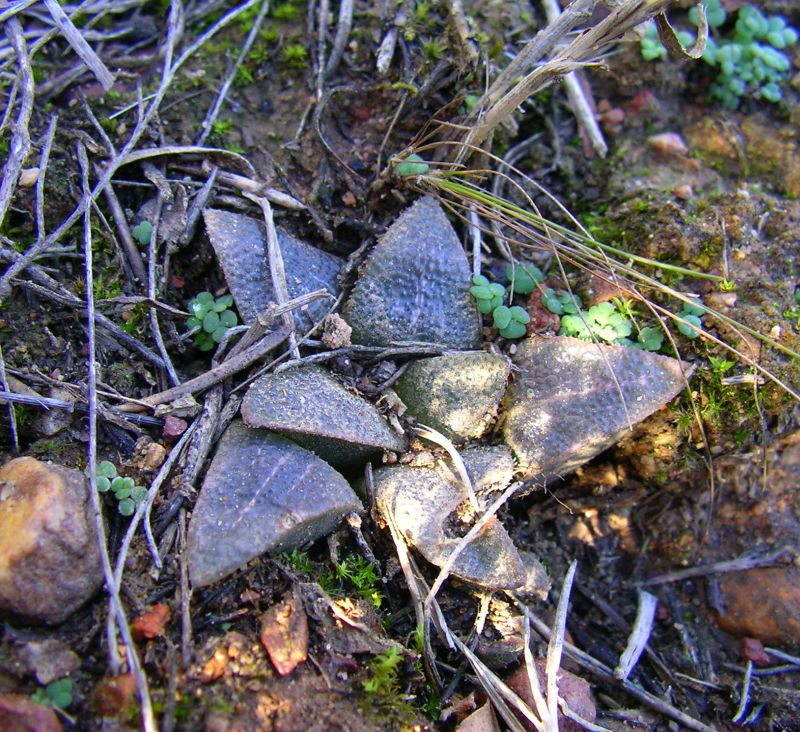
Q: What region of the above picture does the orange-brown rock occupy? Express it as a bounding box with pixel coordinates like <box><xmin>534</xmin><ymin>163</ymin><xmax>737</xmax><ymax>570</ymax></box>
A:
<box><xmin>0</xmin><ymin>693</ymin><xmax>62</xmax><ymax>732</ymax></box>
<box><xmin>714</xmin><ymin>567</ymin><xmax>800</xmax><ymax>649</ymax></box>
<box><xmin>0</xmin><ymin>457</ymin><xmax>104</xmax><ymax>624</ymax></box>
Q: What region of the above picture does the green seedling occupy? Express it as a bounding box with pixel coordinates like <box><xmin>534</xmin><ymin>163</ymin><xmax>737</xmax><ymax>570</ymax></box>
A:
<box><xmin>186</xmin><ymin>292</ymin><xmax>239</xmax><ymax>351</ymax></box>
<box><xmin>96</xmin><ymin>461</ymin><xmax>147</xmax><ymax>517</ymax></box>
<box><xmin>131</xmin><ymin>220</ymin><xmax>152</xmax><ymax>246</ymax></box>
<box><xmin>32</xmin><ymin>678</ymin><xmax>73</xmax><ymax>710</ymax></box>
<box><xmin>505</xmin><ymin>261</ymin><xmax>544</xmax><ymax>294</ymax></box>
<box><xmin>394</xmin><ymin>153</ymin><xmax>430</xmax><ymax>177</ymax></box>
<box><xmin>560</xmin><ymin>301</ymin><xmax>633</xmax><ymax>343</ymax></box>
<box><xmin>633</xmin><ymin>326</ymin><xmax>664</xmax><ymax>351</ymax></box>
<box><xmin>677</xmin><ymin>298</ymin><xmax>704</xmax><ymax>339</ymax></box>
<box><xmin>322</xmin><ymin>554</ymin><xmax>384</xmax><ymax>608</ymax></box>
<box><xmin>541</xmin><ymin>288</ymin><xmax>581</xmax><ymax>315</ymax></box>
<box><xmin>470</xmin><ymin>274</ymin><xmax>531</xmax><ymax>339</ymax></box>
<box><xmin>493</xmin><ymin>304</ymin><xmax>530</xmax><ymax>339</ymax></box>
<box><xmin>641</xmin><ymin>0</ymin><xmax>798</xmax><ymax>108</ymax></box>
<box><xmin>363</xmin><ymin>646</ymin><xmax>403</xmax><ymax>696</ymax></box>
<box><xmin>470</xmin><ymin>274</ymin><xmax>505</xmax><ymax>314</ymax></box>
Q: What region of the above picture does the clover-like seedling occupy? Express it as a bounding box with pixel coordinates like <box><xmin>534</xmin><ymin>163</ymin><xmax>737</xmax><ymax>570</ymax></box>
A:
<box><xmin>131</xmin><ymin>220</ymin><xmax>153</xmax><ymax>246</ymax></box>
<box><xmin>394</xmin><ymin>153</ymin><xmax>430</xmax><ymax>177</ymax></box>
<box><xmin>32</xmin><ymin>678</ymin><xmax>73</xmax><ymax>710</ymax></box>
<box><xmin>677</xmin><ymin>299</ymin><xmax>704</xmax><ymax>339</ymax></box>
<box><xmin>634</xmin><ymin>326</ymin><xmax>664</xmax><ymax>351</ymax></box>
<box><xmin>493</xmin><ymin>305</ymin><xmax>530</xmax><ymax>339</ymax></box>
<box><xmin>186</xmin><ymin>291</ymin><xmax>239</xmax><ymax>351</ymax></box>
<box><xmin>541</xmin><ymin>288</ymin><xmax>581</xmax><ymax>316</ymax></box>
<box><xmin>505</xmin><ymin>261</ymin><xmax>544</xmax><ymax>294</ymax></box>
<box><xmin>642</xmin><ymin>1</ymin><xmax>798</xmax><ymax>109</ymax></box>
<box><xmin>586</xmin><ymin>301</ymin><xmax>633</xmax><ymax>343</ymax></box>
<box><xmin>96</xmin><ymin>460</ymin><xmax>148</xmax><ymax>516</ymax></box>
<box><xmin>470</xmin><ymin>275</ymin><xmax>506</xmax><ymax>314</ymax></box>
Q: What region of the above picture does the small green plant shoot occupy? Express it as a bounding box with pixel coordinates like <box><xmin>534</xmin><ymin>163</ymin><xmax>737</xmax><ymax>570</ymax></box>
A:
<box><xmin>131</xmin><ymin>220</ymin><xmax>153</xmax><ymax>246</ymax></box>
<box><xmin>96</xmin><ymin>461</ymin><xmax>147</xmax><ymax>516</ymax></box>
<box><xmin>32</xmin><ymin>678</ymin><xmax>73</xmax><ymax>710</ymax></box>
<box><xmin>363</xmin><ymin>646</ymin><xmax>403</xmax><ymax>696</ymax></box>
<box><xmin>394</xmin><ymin>153</ymin><xmax>430</xmax><ymax>177</ymax></box>
<box><xmin>469</xmin><ymin>266</ymin><xmax>533</xmax><ymax>339</ymax></box>
<box><xmin>186</xmin><ymin>292</ymin><xmax>238</xmax><ymax>351</ymax></box>
<box><xmin>641</xmin><ymin>0</ymin><xmax>798</xmax><ymax>108</ymax></box>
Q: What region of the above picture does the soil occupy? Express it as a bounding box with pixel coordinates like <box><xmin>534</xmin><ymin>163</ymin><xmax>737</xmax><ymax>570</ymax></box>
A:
<box><xmin>1</xmin><ymin>1</ymin><xmax>800</xmax><ymax>731</ymax></box>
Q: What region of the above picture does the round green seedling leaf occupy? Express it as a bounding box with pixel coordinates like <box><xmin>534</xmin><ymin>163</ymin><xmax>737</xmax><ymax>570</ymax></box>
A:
<box><xmin>118</xmin><ymin>498</ymin><xmax>136</xmax><ymax>516</ymax></box>
<box><xmin>220</xmin><ymin>310</ymin><xmax>238</xmax><ymax>328</ymax></box>
<box><xmin>476</xmin><ymin>298</ymin><xmax>496</xmax><ymax>314</ymax></box>
<box><xmin>196</xmin><ymin>332</ymin><xmax>216</xmax><ymax>351</ymax></box>
<box><xmin>186</xmin><ymin>316</ymin><xmax>201</xmax><ymax>330</ymax></box>
<box><xmin>212</xmin><ymin>325</ymin><xmax>228</xmax><ymax>343</ymax></box>
<box><xmin>499</xmin><ymin>320</ymin><xmax>527</xmax><ymax>339</ymax></box>
<box><xmin>541</xmin><ymin>289</ymin><xmax>563</xmax><ymax>314</ymax></box>
<box><xmin>678</xmin><ymin>313</ymin><xmax>702</xmax><ymax>338</ymax></box>
<box><xmin>470</xmin><ymin>285</ymin><xmax>493</xmax><ymax>300</ymax></box>
<box><xmin>493</xmin><ymin>306</ymin><xmax>512</xmax><ymax>330</ymax></box>
<box><xmin>189</xmin><ymin>300</ymin><xmax>210</xmax><ymax>319</ymax></box>
<box><xmin>46</xmin><ymin>679</ymin><xmax>73</xmax><ymax>709</ymax></box>
<box><xmin>638</xmin><ymin>326</ymin><xmax>664</xmax><ymax>351</ymax></box>
<box><xmin>96</xmin><ymin>476</ymin><xmax>111</xmax><ymax>492</ymax></box>
<box><xmin>506</xmin><ymin>262</ymin><xmax>544</xmax><ymax>294</ymax></box>
<box><xmin>202</xmin><ymin>310</ymin><xmax>221</xmax><ymax>333</ymax></box>
<box><xmin>471</xmin><ymin>274</ymin><xmax>490</xmax><ymax>287</ymax></box>
<box><xmin>97</xmin><ymin>460</ymin><xmax>117</xmax><ymax>479</ymax></box>
<box><xmin>395</xmin><ymin>154</ymin><xmax>430</xmax><ymax>177</ymax></box>
<box><xmin>131</xmin><ymin>485</ymin><xmax>148</xmax><ymax>504</ymax></box>
<box><xmin>508</xmin><ymin>306</ymin><xmax>530</xmax><ymax>324</ymax></box>
<box><xmin>488</xmin><ymin>283</ymin><xmax>506</xmax><ymax>298</ymax></box>
<box><xmin>115</xmin><ymin>487</ymin><xmax>132</xmax><ymax>500</ymax></box>
<box><xmin>196</xmin><ymin>291</ymin><xmax>214</xmax><ymax>305</ymax></box>
<box><xmin>132</xmin><ymin>221</ymin><xmax>153</xmax><ymax>246</ymax></box>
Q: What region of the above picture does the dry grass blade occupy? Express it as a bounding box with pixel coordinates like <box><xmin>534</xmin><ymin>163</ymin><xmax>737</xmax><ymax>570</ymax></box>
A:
<box><xmin>614</xmin><ymin>590</ymin><xmax>658</xmax><ymax>680</ymax></box>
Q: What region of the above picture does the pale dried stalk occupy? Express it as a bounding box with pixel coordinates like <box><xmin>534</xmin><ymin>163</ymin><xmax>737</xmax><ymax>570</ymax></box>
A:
<box><xmin>465</xmin><ymin>0</ymin><xmax>680</xmax><ymax>150</ymax></box>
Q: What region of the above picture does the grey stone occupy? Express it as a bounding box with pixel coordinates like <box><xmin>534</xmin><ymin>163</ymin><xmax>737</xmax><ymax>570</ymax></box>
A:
<box><xmin>241</xmin><ymin>366</ymin><xmax>406</xmax><ymax>469</ymax></box>
<box><xmin>394</xmin><ymin>352</ymin><xmax>510</xmax><ymax>441</ymax></box>
<box><xmin>373</xmin><ymin>462</ymin><xmax>526</xmax><ymax>590</ymax></box>
<box><xmin>188</xmin><ymin>421</ymin><xmax>362</xmax><ymax>587</ymax></box>
<box><xmin>503</xmin><ymin>337</ymin><xmax>692</xmax><ymax>484</ymax></box>
<box><xmin>203</xmin><ymin>208</ymin><xmax>342</xmax><ymax>326</ymax></box>
<box><xmin>342</xmin><ymin>197</ymin><xmax>481</xmax><ymax>348</ymax></box>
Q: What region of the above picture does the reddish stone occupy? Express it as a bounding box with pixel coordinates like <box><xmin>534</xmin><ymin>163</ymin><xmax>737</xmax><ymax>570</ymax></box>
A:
<box><xmin>162</xmin><ymin>415</ymin><xmax>188</xmax><ymax>444</ymax></box>
<box><xmin>714</xmin><ymin>567</ymin><xmax>800</xmax><ymax>648</ymax></box>
<box><xmin>0</xmin><ymin>694</ymin><xmax>62</xmax><ymax>732</ymax></box>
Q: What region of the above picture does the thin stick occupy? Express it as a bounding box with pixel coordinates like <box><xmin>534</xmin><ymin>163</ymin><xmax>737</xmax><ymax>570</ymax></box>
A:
<box><xmin>540</xmin><ymin>0</ymin><xmax>607</xmax><ymax>157</ymax></box>
<box><xmin>41</xmin><ymin>0</ymin><xmax>115</xmax><ymax>90</ymax></box>
<box><xmin>0</xmin><ymin>345</ymin><xmax>18</xmax><ymax>453</ymax></box>
<box><xmin>640</xmin><ymin>547</ymin><xmax>795</xmax><ymax>586</ymax></box>
<box><xmin>615</xmin><ymin>589</ymin><xmax>659</xmax><ymax>680</ymax></box>
<box><xmin>33</xmin><ymin>116</ymin><xmax>58</xmax><ymax>243</ymax></box>
<box><xmin>545</xmin><ymin>561</ymin><xmax>576</xmax><ymax>731</ymax></box>
<box><xmin>99</xmin><ymin>173</ymin><xmax>149</xmax><ymax>284</ymax></box>
<box><xmin>245</xmin><ymin>194</ymin><xmax>300</xmax><ymax>359</ymax></box>
<box><xmin>179</xmin><ymin>508</ymin><xmax>193</xmax><ymax>670</ymax></box>
<box><xmin>324</xmin><ymin>0</ymin><xmax>353</xmax><ymax>78</ymax></box>
<box><xmin>147</xmin><ymin>195</ymin><xmax>181</xmax><ymax>386</ymax></box>
<box><xmin>0</xmin><ymin>17</ymin><xmax>34</xmax><ymax>231</ymax></box>
<box><xmin>732</xmin><ymin>660</ymin><xmax>753</xmax><ymax>723</ymax></box>
<box><xmin>129</xmin><ymin>326</ymin><xmax>290</xmax><ymax>409</ymax></box>
<box><xmin>78</xmin><ymin>142</ymin><xmax>156</xmax><ymax>732</ymax></box>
